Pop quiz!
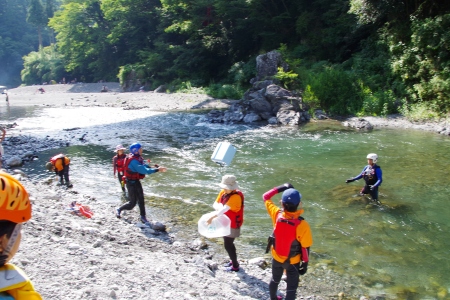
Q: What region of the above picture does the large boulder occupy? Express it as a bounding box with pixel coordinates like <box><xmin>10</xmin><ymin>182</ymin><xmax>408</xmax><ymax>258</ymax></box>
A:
<box><xmin>277</xmin><ymin>110</ymin><xmax>302</xmax><ymax>125</ymax></box>
<box><xmin>264</xmin><ymin>84</ymin><xmax>293</xmax><ymax>102</ymax></box>
<box><xmin>243</xmin><ymin>112</ymin><xmax>262</xmax><ymax>123</ymax></box>
<box><xmin>342</xmin><ymin>118</ymin><xmax>374</xmax><ymax>130</ymax></box>
<box><xmin>254</xmin><ymin>51</ymin><xmax>288</xmax><ymax>81</ymax></box>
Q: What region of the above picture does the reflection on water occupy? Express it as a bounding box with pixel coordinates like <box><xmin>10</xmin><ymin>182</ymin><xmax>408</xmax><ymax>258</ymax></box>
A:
<box><xmin>11</xmin><ymin>107</ymin><xmax>450</xmax><ymax>299</ymax></box>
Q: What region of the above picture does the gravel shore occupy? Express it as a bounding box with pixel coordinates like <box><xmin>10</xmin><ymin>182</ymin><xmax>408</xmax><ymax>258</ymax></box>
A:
<box><xmin>5</xmin><ymin>82</ymin><xmax>235</xmax><ymax>111</ymax></box>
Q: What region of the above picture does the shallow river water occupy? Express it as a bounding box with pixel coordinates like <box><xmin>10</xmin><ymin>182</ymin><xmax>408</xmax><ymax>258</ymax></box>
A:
<box><xmin>2</xmin><ymin>105</ymin><xmax>450</xmax><ymax>299</ymax></box>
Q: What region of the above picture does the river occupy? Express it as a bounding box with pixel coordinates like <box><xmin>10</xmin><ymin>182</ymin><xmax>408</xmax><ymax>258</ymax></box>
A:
<box><xmin>2</xmin><ymin>105</ymin><xmax>450</xmax><ymax>299</ymax></box>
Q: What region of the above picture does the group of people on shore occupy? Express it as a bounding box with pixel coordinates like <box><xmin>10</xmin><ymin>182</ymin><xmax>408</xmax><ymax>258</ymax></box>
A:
<box><xmin>0</xmin><ymin>146</ymin><xmax>382</xmax><ymax>300</ymax></box>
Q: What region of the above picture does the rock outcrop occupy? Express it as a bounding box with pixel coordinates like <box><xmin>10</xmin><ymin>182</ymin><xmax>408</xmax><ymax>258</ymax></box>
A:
<box><xmin>206</xmin><ymin>50</ymin><xmax>310</xmax><ymax>125</ymax></box>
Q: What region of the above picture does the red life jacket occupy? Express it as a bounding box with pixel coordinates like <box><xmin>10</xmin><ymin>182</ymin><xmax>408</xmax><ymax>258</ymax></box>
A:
<box><xmin>50</xmin><ymin>153</ymin><xmax>65</xmax><ymax>164</ymax></box>
<box><xmin>114</xmin><ymin>154</ymin><xmax>126</xmax><ymax>173</ymax></box>
<box><xmin>273</xmin><ymin>212</ymin><xmax>303</xmax><ymax>259</ymax></box>
<box><xmin>50</xmin><ymin>154</ymin><xmax>68</xmax><ymax>170</ymax></box>
<box><xmin>124</xmin><ymin>154</ymin><xmax>146</xmax><ymax>180</ymax></box>
<box><xmin>220</xmin><ymin>190</ymin><xmax>244</xmax><ymax>229</ymax></box>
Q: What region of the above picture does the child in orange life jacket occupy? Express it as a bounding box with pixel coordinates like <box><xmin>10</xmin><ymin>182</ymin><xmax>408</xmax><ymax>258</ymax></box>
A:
<box><xmin>45</xmin><ymin>154</ymin><xmax>72</xmax><ymax>188</ymax></box>
<box><xmin>112</xmin><ymin>144</ymin><xmax>127</xmax><ymax>192</ymax></box>
<box><xmin>0</xmin><ymin>172</ymin><xmax>42</xmax><ymax>299</ymax></box>
<box><xmin>263</xmin><ymin>183</ymin><xmax>313</xmax><ymax>300</ymax></box>
<box><xmin>207</xmin><ymin>175</ymin><xmax>244</xmax><ymax>272</ymax></box>
<box><xmin>115</xmin><ymin>143</ymin><xmax>167</xmax><ymax>225</ymax></box>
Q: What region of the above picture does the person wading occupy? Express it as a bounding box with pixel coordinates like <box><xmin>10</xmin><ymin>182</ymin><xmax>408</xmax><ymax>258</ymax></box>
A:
<box><xmin>346</xmin><ymin>153</ymin><xmax>383</xmax><ymax>204</ymax></box>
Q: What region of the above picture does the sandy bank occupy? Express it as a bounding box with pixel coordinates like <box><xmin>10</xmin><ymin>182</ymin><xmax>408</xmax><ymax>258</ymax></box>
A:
<box><xmin>5</xmin><ymin>82</ymin><xmax>235</xmax><ymax>111</ymax></box>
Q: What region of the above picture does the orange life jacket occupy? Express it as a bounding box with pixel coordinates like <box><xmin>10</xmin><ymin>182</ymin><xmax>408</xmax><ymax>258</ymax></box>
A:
<box><xmin>50</xmin><ymin>154</ymin><xmax>69</xmax><ymax>171</ymax></box>
<box><xmin>220</xmin><ymin>190</ymin><xmax>244</xmax><ymax>229</ymax></box>
<box><xmin>124</xmin><ymin>154</ymin><xmax>146</xmax><ymax>180</ymax></box>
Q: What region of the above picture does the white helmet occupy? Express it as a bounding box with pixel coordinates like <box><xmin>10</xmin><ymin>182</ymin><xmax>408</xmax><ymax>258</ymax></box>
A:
<box><xmin>366</xmin><ymin>153</ymin><xmax>378</xmax><ymax>163</ymax></box>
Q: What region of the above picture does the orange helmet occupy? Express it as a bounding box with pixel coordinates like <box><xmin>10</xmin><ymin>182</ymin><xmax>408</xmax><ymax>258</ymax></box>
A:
<box><xmin>0</xmin><ymin>172</ymin><xmax>31</xmax><ymax>223</ymax></box>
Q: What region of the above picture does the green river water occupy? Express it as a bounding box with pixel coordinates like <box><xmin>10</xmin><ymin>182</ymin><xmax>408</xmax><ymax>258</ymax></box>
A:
<box><xmin>4</xmin><ymin>106</ymin><xmax>450</xmax><ymax>299</ymax></box>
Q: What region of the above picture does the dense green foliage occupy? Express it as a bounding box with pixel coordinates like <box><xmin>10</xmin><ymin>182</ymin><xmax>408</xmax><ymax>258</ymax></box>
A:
<box><xmin>3</xmin><ymin>0</ymin><xmax>450</xmax><ymax>117</ymax></box>
<box><xmin>21</xmin><ymin>44</ymin><xmax>66</xmax><ymax>84</ymax></box>
<box><xmin>0</xmin><ymin>0</ymin><xmax>39</xmax><ymax>86</ymax></box>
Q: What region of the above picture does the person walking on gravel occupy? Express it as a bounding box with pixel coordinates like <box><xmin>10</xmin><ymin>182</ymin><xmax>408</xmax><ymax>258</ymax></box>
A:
<box><xmin>115</xmin><ymin>143</ymin><xmax>167</xmax><ymax>226</ymax></box>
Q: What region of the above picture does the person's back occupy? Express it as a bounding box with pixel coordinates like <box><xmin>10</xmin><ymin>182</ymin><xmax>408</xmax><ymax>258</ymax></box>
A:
<box><xmin>262</xmin><ymin>184</ymin><xmax>313</xmax><ymax>300</ymax></box>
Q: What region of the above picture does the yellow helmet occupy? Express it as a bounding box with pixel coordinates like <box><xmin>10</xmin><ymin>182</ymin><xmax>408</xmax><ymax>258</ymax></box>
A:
<box><xmin>0</xmin><ymin>172</ymin><xmax>31</xmax><ymax>223</ymax></box>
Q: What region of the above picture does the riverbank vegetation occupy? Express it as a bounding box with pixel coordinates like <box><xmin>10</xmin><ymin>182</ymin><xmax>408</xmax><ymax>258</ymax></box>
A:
<box><xmin>1</xmin><ymin>0</ymin><xmax>449</xmax><ymax>120</ymax></box>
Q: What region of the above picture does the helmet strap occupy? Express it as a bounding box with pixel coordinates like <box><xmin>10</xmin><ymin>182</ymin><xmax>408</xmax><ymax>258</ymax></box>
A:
<box><xmin>3</xmin><ymin>223</ymin><xmax>22</xmax><ymax>257</ymax></box>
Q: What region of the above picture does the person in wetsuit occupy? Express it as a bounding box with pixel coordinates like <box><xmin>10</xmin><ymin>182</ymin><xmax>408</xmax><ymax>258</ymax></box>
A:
<box><xmin>346</xmin><ymin>153</ymin><xmax>383</xmax><ymax>202</ymax></box>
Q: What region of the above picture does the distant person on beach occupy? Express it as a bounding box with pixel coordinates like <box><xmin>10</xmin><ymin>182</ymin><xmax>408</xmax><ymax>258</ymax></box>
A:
<box><xmin>45</xmin><ymin>154</ymin><xmax>72</xmax><ymax>188</ymax></box>
<box><xmin>346</xmin><ymin>153</ymin><xmax>383</xmax><ymax>203</ymax></box>
<box><xmin>37</xmin><ymin>87</ymin><xmax>45</xmax><ymax>94</ymax></box>
<box><xmin>0</xmin><ymin>127</ymin><xmax>5</xmax><ymax>168</ymax></box>
<box><xmin>101</xmin><ymin>85</ymin><xmax>108</xmax><ymax>92</ymax></box>
<box><xmin>3</xmin><ymin>89</ymin><xmax>8</xmax><ymax>102</ymax></box>
<box><xmin>262</xmin><ymin>183</ymin><xmax>313</xmax><ymax>300</ymax></box>
<box><xmin>112</xmin><ymin>144</ymin><xmax>127</xmax><ymax>192</ymax></box>
<box><xmin>115</xmin><ymin>143</ymin><xmax>167</xmax><ymax>226</ymax></box>
<box><xmin>207</xmin><ymin>175</ymin><xmax>244</xmax><ymax>272</ymax></box>
<box><xmin>0</xmin><ymin>171</ymin><xmax>43</xmax><ymax>299</ymax></box>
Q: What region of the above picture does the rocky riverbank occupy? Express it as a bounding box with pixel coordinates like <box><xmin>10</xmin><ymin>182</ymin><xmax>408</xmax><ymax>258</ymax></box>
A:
<box><xmin>3</xmin><ymin>83</ymin><xmax>447</xmax><ymax>299</ymax></box>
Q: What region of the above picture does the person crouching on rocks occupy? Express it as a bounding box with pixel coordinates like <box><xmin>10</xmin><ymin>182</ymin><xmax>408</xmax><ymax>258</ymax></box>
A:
<box><xmin>262</xmin><ymin>183</ymin><xmax>313</xmax><ymax>300</ymax></box>
<box><xmin>45</xmin><ymin>153</ymin><xmax>73</xmax><ymax>188</ymax></box>
<box><xmin>115</xmin><ymin>143</ymin><xmax>167</xmax><ymax>226</ymax></box>
<box><xmin>207</xmin><ymin>175</ymin><xmax>244</xmax><ymax>272</ymax></box>
<box><xmin>112</xmin><ymin>144</ymin><xmax>127</xmax><ymax>192</ymax></box>
<box><xmin>0</xmin><ymin>171</ymin><xmax>43</xmax><ymax>299</ymax></box>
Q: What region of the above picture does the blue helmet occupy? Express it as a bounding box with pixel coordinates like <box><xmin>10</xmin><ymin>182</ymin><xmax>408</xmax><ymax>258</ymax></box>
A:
<box><xmin>129</xmin><ymin>143</ymin><xmax>142</xmax><ymax>155</ymax></box>
<box><xmin>281</xmin><ymin>188</ymin><xmax>301</xmax><ymax>206</ymax></box>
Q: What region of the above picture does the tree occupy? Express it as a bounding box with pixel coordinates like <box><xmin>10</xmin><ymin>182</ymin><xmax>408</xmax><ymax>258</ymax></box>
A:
<box><xmin>27</xmin><ymin>0</ymin><xmax>48</xmax><ymax>48</ymax></box>
<box><xmin>0</xmin><ymin>0</ymin><xmax>39</xmax><ymax>86</ymax></box>
<box><xmin>49</xmin><ymin>0</ymin><xmax>117</xmax><ymax>82</ymax></box>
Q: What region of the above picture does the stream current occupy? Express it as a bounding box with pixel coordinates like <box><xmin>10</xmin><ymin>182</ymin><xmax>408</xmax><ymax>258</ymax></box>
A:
<box><xmin>2</xmin><ymin>105</ymin><xmax>449</xmax><ymax>299</ymax></box>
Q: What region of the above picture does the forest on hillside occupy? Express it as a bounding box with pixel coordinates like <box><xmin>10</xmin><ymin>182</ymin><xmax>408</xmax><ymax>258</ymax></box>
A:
<box><xmin>1</xmin><ymin>0</ymin><xmax>449</xmax><ymax>118</ymax></box>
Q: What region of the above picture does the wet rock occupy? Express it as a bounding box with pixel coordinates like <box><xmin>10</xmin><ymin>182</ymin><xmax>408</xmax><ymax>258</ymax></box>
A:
<box><xmin>6</xmin><ymin>156</ymin><xmax>23</xmax><ymax>167</ymax></box>
<box><xmin>149</xmin><ymin>220</ymin><xmax>166</xmax><ymax>231</ymax></box>
<box><xmin>343</xmin><ymin>118</ymin><xmax>374</xmax><ymax>130</ymax></box>
<box><xmin>243</xmin><ymin>112</ymin><xmax>261</xmax><ymax>123</ymax></box>
<box><xmin>315</xmin><ymin>110</ymin><xmax>329</xmax><ymax>120</ymax></box>
<box><xmin>277</xmin><ymin>110</ymin><xmax>301</xmax><ymax>125</ymax></box>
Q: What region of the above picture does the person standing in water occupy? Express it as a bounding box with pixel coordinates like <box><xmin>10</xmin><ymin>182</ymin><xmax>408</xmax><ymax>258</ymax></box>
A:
<box><xmin>346</xmin><ymin>153</ymin><xmax>383</xmax><ymax>203</ymax></box>
<box><xmin>112</xmin><ymin>144</ymin><xmax>127</xmax><ymax>192</ymax></box>
<box><xmin>115</xmin><ymin>143</ymin><xmax>167</xmax><ymax>226</ymax></box>
<box><xmin>262</xmin><ymin>183</ymin><xmax>313</xmax><ymax>300</ymax></box>
<box><xmin>207</xmin><ymin>175</ymin><xmax>244</xmax><ymax>272</ymax></box>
